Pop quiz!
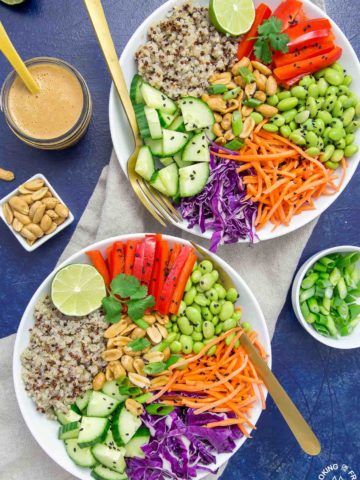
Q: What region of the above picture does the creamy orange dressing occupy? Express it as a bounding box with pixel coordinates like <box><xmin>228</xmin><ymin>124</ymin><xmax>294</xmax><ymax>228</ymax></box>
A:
<box><xmin>8</xmin><ymin>63</ymin><xmax>84</xmax><ymax>140</ymax></box>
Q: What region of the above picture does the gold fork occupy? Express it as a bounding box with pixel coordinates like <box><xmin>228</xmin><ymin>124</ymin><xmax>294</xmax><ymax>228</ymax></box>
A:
<box><xmin>190</xmin><ymin>240</ymin><xmax>321</xmax><ymax>456</ymax></box>
<box><xmin>83</xmin><ymin>0</ymin><xmax>182</xmax><ymax>227</ymax></box>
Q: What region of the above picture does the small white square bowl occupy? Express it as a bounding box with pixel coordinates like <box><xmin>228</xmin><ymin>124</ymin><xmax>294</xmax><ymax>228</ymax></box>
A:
<box><xmin>0</xmin><ymin>173</ymin><xmax>74</xmax><ymax>252</ymax></box>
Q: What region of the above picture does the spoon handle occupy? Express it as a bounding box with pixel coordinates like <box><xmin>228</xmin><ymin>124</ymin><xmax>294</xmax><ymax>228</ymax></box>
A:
<box><xmin>0</xmin><ymin>22</ymin><xmax>39</xmax><ymax>94</ymax></box>
<box><xmin>239</xmin><ymin>333</ymin><xmax>321</xmax><ymax>456</ymax></box>
<box><xmin>83</xmin><ymin>0</ymin><xmax>138</xmax><ymax>138</ymax></box>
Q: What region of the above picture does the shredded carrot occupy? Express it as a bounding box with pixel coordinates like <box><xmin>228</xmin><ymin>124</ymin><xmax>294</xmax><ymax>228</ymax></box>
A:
<box><xmin>148</xmin><ymin>327</ymin><xmax>268</xmax><ymax>434</ymax></box>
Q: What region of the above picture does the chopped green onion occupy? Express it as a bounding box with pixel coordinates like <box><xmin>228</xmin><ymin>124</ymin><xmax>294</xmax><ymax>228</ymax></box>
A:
<box><xmin>300</xmin><ymin>301</ymin><xmax>310</xmax><ymax>319</ymax></box>
<box><xmin>134</xmin><ymin>393</ymin><xmax>153</xmax><ymax>403</ymax></box>
<box><xmin>133</xmin><ymin>318</ymin><xmax>149</xmax><ymax>330</ymax></box>
<box><xmin>243</xmin><ymin>98</ymin><xmax>263</xmax><ymax>108</ymax></box>
<box><xmin>224</xmin><ymin>139</ymin><xmax>244</xmax><ymax>151</ymax></box>
<box><xmin>145</xmin><ymin>403</ymin><xmax>174</xmax><ymax>416</ymax></box>
<box><xmin>300</xmin><ymin>287</ymin><xmax>315</xmax><ymax>303</ymax></box>
<box><xmin>208</xmin><ymin>84</ymin><xmax>228</xmax><ymax>94</ymax></box>
<box><xmin>306</xmin><ymin>312</ymin><xmax>318</xmax><ymax>324</ymax></box>
<box><xmin>318</xmin><ymin>256</ymin><xmax>335</xmax><ymax>268</ymax></box>
<box><xmin>128</xmin><ymin>338</ymin><xmax>151</xmax><ymax>351</ymax></box>
<box><xmin>301</xmin><ymin>273</ymin><xmax>319</xmax><ymax>289</ymax></box>
<box><xmin>165</xmin><ymin>355</ymin><xmax>181</xmax><ymax>369</ymax></box>
<box><xmin>308</xmin><ymin>297</ymin><xmax>319</xmax><ymax>314</ymax></box>
<box><xmin>223</xmin><ymin>87</ymin><xmax>241</xmax><ymax>101</ymax></box>
<box><xmin>143</xmin><ymin>362</ymin><xmax>167</xmax><ymax>375</ymax></box>
<box><xmin>313</xmin><ymin>262</ymin><xmax>327</xmax><ymax>273</ymax></box>
<box><xmin>232</xmin><ymin>111</ymin><xmax>243</xmax><ymax>136</ymax></box>
<box><xmin>337</xmin><ymin>277</ymin><xmax>347</xmax><ymax>299</ymax></box>
<box><xmin>238</xmin><ymin>67</ymin><xmax>254</xmax><ymax>84</ymax></box>
<box><xmin>329</xmin><ymin>267</ymin><xmax>341</xmax><ymax>286</ymax></box>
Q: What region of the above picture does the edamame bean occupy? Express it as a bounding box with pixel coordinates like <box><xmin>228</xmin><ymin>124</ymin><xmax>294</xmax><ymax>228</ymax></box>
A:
<box><xmin>210</xmin><ymin>301</ymin><xmax>221</xmax><ymax>315</ymax></box>
<box><xmin>315</xmin><ymin>97</ymin><xmax>325</xmax><ymax>109</ymax></box>
<box><xmin>194</xmin><ymin>323</ymin><xmax>202</xmax><ymax>332</ymax></box>
<box><xmin>303</xmin><ymin>118</ymin><xmax>315</xmax><ymax>131</ymax></box>
<box><xmin>305</xmin><ymin>131</ymin><xmax>318</xmax><ymax>147</ymax></box>
<box><xmin>202</xmin><ymin>321</ymin><xmax>215</xmax><ymax>339</ymax></box>
<box><xmin>211</xmin><ymin>270</ymin><xmax>219</xmax><ymax>282</ymax></box>
<box><xmin>191</xmin><ymin>269</ymin><xmax>202</xmax><ymax>284</ymax></box>
<box><xmin>199</xmin><ymin>260</ymin><xmax>213</xmax><ymax>273</ymax></box>
<box><xmin>325</xmin><ymin>160</ymin><xmax>339</xmax><ymax>169</ymax></box>
<box><xmin>338</xmin><ymin>85</ymin><xmax>349</xmax><ymax>95</ymax></box>
<box><xmin>332</xmin><ymin>63</ymin><xmax>344</xmax><ymax>74</ymax></box>
<box><xmin>263</xmin><ymin>123</ymin><xmax>278</xmax><ymax>132</ymax></box>
<box><xmin>355</xmin><ymin>102</ymin><xmax>360</xmax><ymax>117</ymax></box>
<box><xmin>272</xmin><ymin>114</ymin><xmax>285</xmax><ymax>127</ymax></box>
<box><xmin>324</xmin><ymin>95</ymin><xmax>337</xmax><ymax>112</ymax></box>
<box><xmin>289</xmin><ymin>131</ymin><xmax>306</xmax><ymax>145</ymax></box>
<box><xmin>314</xmin><ymin>118</ymin><xmax>325</xmax><ymax>135</ymax></box>
<box><xmin>300</xmin><ymin>75</ymin><xmax>315</xmax><ymax>87</ymax></box>
<box><xmin>215</xmin><ymin>323</ymin><xmax>223</xmax><ymax>335</ymax></box>
<box><xmin>198</xmin><ymin>273</ymin><xmax>216</xmax><ymax>291</ymax></box>
<box><xmin>194</xmin><ymin>294</ymin><xmax>209</xmax><ymax>307</ymax></box>
<box><xmin>214</xmin><ymin>283</ymin><xmax>226</xmax><ymax>299</ymax></box>
<box><xmin>305</xmin><ymin>147</ymin><xmax>321</xmax><ymax>157</ymax></box>
<box><xmin>185</xmin><ymin>277</ymin><xmax>192</xmax><ymax>292</ymax></box>
<box><xmin>295</xmin><ymin>110</ymin><xmax>310</xmax><ymax>124</ymax></box>
<box><xmin>338</xmin><ymin>94</ymin><xmax>348</xmax><ymax>105</ymax></box>
<box><xmin>267</xmin><ymin>94</ymin><xmax>279</xmax><ymax>106</ymax></box>
<box><xmin>336</xmin><ymin>138</ymin><xmax>346</xmax><ymax>149</ymax></box>
<box><xmin>226</xmin><ymin>287</ymin><xmax>238</xmax><ymax>303</ymax></box>
<box><xmin>186</xmin><ymin>306</ymin><xmax>202</xmax><ymax>324</ymax></box>
<box><xmin>345</xmin><ymin>120</ymin><xmax>360</xmax><ymax>133</ymax></box>
<box><xmin>278</xmin><ymin>97</ymin><xmax>299</xmax><ymax>111</ymax></box>
<box><xmin>233</xmin><ymin>309</ymin><xmax>242</xmax><ymax>321</ymax></box>
<box><xmin>326</xmin><ymin>86</ymin><xmax>339</xmax><ymax>96</ymax></box>
<box><xmin>307</xmin><ymin>97</ymin><xmax>318</xmax><ymax>117</ymax></box>
<box><xmin>219</xmin><ymin>301</ymin><xmax>235</xmax><ymax>321</ymax></box>
<box><xmin>317</xmin><ymin>78</ymin><xmax>328</xmax><ymax>96</ymax></box>
<box><xmin>193</xmin><ymin>342</ymin><xmax>204</xmax><ymax>354</ymax></box>
<box><xmin>317</xmin><ymin>136</ymin><xmax>324</xmax><ymax>150</ymax></box>
<box><xmin>317</xmin><ymin>110</ymin><xmax>333</xmax><ymax>124</ymax></box>
<box><xmin>166</xmin><ymin>332</ymin><xmax>178</xmax><ymax>344</ymax></box>
<box><xmin>251</xmin><ymin>112</ymin><xmax>263</xmax><ymax>124</ymax></box>
<box><xmin>225</xmin><ymin>332</ymin><xmax>236</xmax><ymax>346</ymax></box>
<box><xmin>178</xmin><ymin>317</ymin><xmax>194</xmax><ymax>335</ymax></box>
<box><xmin>343</xmin><ymin>92</ymin><xmax>358</xmax><ymax>108</ymax></box>
<box><xmin>342</xmin><ymin>107</ymin><xmax>355</xmax><ymax>127</ymax></box>
<box><xmin>192</xmin><ymin>332</ymin><xmax>203</xmax><ymax>341</ymax></box>
<box><xmin>314</xmin><ymin>68</ymin><xmax>326</xmax><ymax>79</ymax></box>
<box><xmin>180</xmin><ymin>335</ymin><xmax>193</xmax><ymax>354</ymax></box>
<box><xmin>193</xmin><ymin>303</ymin><xmax>202</xmax><ymax>313</ymax></box>
<box><xmin>178</xmin><ymin>301</ymin><xmax>186</xmax><ymax>316</ymax></box>
<box><xmin>344</xmin><ymin>144</ymin><xmax>359</xmax><ymax>157</ymax></box>
<box><xmin>308</xmin><ymin>84</ymin><xmax>319</xmax><ymax>98</ymax></box>
<box><xmin>332</xmin><ymin>100</ymin><xmax>343</xmax><ymax>118</ymax></box>
<box><xmin>242</xmin><ymin>322</ymin><xmax>252</xmax><ymax>332</ymax></box>
<box><xmin>330</xmin><ymin>149</ymin><xmax>344</xmax><ymax>163</ymax></box>
<box><xmin>170</xmin><ymin>340</ymin><xmax>182</xmax><ymax>353</ymax></box>
<box><xmin>211</xmin><ymin>315</ymin><xmax>219</xmax><ymax>326</ymax></box>
<box><xmin>205</xmin><ymin>288</ymin><xmax>218</xmax><ymax>301</ymax></box>
<box><xmin>223</xmin><ymin>317</ymin><xmax>238</xmax><ymax>331</ymax></box>
<box><xmin>328</xmin><ymin>127</ymin><xmax>344</xmax><ymax>142</ymax></box>
<box><xmin>173</xmin><ymin>324</ymin><xmax>179</xmax><ymax>333</ymax></box>
<box><xmin>343</xmin><ymin>75</ymin><xmax>352</xmax><ymax>86</ymax></box>
<box><xmin>324</xmin><ymin>68</ymin><xmax>344</xmax><ymax>86</ymax></box>
<box><xmin>278</xmin><ymin>91</ymin><xmax>292</xmax><ymax>101</ymax></box>
<box><xmin>280</xmin><ymin>125</ymin><xmax>291</xmax><ymax>137</ymax></box>
<box><xmin>282</xmin><ymin>108</ymin><xmax>297</xmax><ymax>123</ymax></box>
<box><xmin>184</xmin><ymin>287</ymin><xmax>196</xmax><ymax>305</ymax></box>
<box><xmin>201</xmin><ymin>307</ymin><xmax>213</xmax><ymax>321</ymax></box>
<box><xmin>207</xmin><ymin>345</ymin><xmax>217</xmax><ymax>356</ymax></box>
<box><xmin>289</xmin><ymin>120</ymin><xmax>297</xmax><ymax>131</ymax></box>
<box><xmin>291</xmin><ymin>85</ymin><xmax>308</xmax><ymax>99</ymax></box>
<box><xmin>345</xmin><ymin>133</ymin><xmax>355</xmax><ymax>145</ymax></box>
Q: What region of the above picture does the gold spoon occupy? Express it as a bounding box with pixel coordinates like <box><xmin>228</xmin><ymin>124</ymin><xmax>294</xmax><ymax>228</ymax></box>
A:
<box><xmin>0</xmin><ymin>22</ymin><xmax>39</xmax><ymax>94</ymax></box>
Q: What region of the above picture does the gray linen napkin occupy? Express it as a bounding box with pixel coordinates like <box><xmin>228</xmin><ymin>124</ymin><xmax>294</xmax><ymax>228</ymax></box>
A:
<box><xmin>0</xmin><ymin>0</ymin><xmax>326</xmax><ymax>477</ymax></box>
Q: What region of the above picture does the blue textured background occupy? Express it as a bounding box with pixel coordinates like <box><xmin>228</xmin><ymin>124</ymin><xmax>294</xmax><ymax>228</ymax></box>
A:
<box><xmin>0</xmin><ymin>1</ymin><xmax>359</xmax><ymax>479</ymax></box>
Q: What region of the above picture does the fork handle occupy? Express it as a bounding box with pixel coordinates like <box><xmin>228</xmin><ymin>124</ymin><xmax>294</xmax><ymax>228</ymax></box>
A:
<box><xmin>83</xmin><ymin>0</ymin><xmax>138</xmax><ymax>139</ymax></box>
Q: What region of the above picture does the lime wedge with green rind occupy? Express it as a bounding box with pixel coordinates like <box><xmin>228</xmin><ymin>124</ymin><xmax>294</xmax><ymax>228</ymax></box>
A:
<box><xmin>51</xmin><ymin>264</ymin><xmax>106</xmax><ymax>317</ymax></box>
<box><xmin>0</xmin><ymin>0</ymin><xmax>26</xmax><ymax>5</ymax></box>
<box><xmin>209</xmin><ymin>0</ymin><xmax>256</xmax><ymax>36</ymax></box>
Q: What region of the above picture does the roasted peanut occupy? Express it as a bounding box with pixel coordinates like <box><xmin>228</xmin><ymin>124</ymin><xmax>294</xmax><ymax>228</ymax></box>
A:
<box><xmin>128</xmin><ymin>372</ymin><xmax>151</xmax><ymax>389</ymax></box>
<box><xmin>104</xmin><ymin>319</ymin><xmax>129</xmax><ymax>338</ymax></box>
<box><xmin>133</xmin><ymin>358</ymin><xmax>145</xmax><ymax>376</ymax></box>
<box><xmin>9</xmin><ymin>196</ymin><xmax>29</xmax><ymax>215</ymax></box>
<box><xmin>2</xmin><ymin>203</ymin><xmax>13</xmax><ymax>225</ymax></box>
<box><xmin>13</xmin><ymin>211</ymin><xmax>31</xmax><ymax>226</ymax></box>
<box><xmin>265</xmin><ymin>76</ymin><xmax>278</xmax><ymax>96</ymax></box>
<box><xmin>206</xmin><ymin>95</ymin><xmax>227</xmax><ymax>113</ymax></box>
<box><xmin>225</xmin><ymin>99</ymin><xmax>239</xmax><ymax>113</ymax></box>
<box><xmin>212</xmin><ymin>123</ymin><xmax>223</xmax><ymax>137</ymax></box>
<box><xmin>121</xmin><ymin>355</ymin><xmax>135</xmax><ymax>373</ymax></box>
<box><xmin>224</xmin><ymin>130</ymin><xmax>235</xmax><ymax>141</ymax></box>
<box><xmin>31</xmin><ymin>187</ymin><xmax>49</xmax><ymax>201</ymax></box>
<box><xmin>55</xmin><ymin>203</ymin><xmax>69</xmax><ymax>218</ymax></box>
<box><xmin>23</xmin><ymin>178</ymin><xmax>44</xmax><ymax>191</ymax></box>
<box><xmin>143</xmin><ymin>314</ymin><xmax>156</xmax><ymax>325</ymax></box>
<box><xmin>209</xmin><ymin>71</ymin><xmax>232</xmax><ymax>85</ymax></box>
<box><xmin>251</xmin><ymin>60</ymin><xmax>272</xmax><ymax>76</ymax></box>
<box><xmin>254</xmin><ymin>90</ymin><xmax>267</xmax><ymax>102</ymax></box>
<box><xmin>125</xmin><ymin>398</ymin><xmax>144</xmax><ymax>417</ymax></box>
<box><xmin>108</xmin><ymin>361</ymin><xmax>126</xmax><ymax>380</ymax></box>
<box><xmin>131</xmin><ymin>327</ymin><xmax>147</xmax><ymax>340</ymax></box>
<box><xmin>253</xmin><ymin>70</ymin><xmax>267</xmax><ymax>91</ymax></box>
<box><xmin>221</xmin><ymin>113</ymin><xmax>232</xmax><ymax>131</ymax></box>
<box><xmin>143</xmin><ymin>351</ymin><xmax>164</xmax><ymax>363</ymax></box>
<box><xmin>12</xmin><ymin>218</ymin><xmax>23</xmax><ymax>232</ymax></box>
<box><xmin>240</xmin><ymin>117</ymin><xmax>256</xmax><ymax>139</ymax></box>
<box><xmin>0</xmin><ymin>168</ymin><xmax>15</xmax><ymax>182</ymax></box>
<box><xmin>155</xmin><ymin>313</ymin><xmax>169</xmax><ymax>325</ymax></box>
<box><xmin>256</xmin><ymin>104</ymin><xmax>278</xmax><ymax>117</ymax></box>
<box><xmin>40</xmin><ymin>214</ymin><xmax>52</xmax><ymax>232</ymax></box>
<box><xmin>92</xmin><ymin>371</ymin><xmax>106</xmax><ymax>391</ymax></box>
<box><xmin>245</xmin><ymin>82</ymin><xmax>256</xmax><ymax>98</ymax></box>
<box><xmin>32</xmin><ymin>204</ymin><xmax>47</xmax><ymax>224</ymax></box>
<box><xmin>42</xmin><ymin>197</ymin><xmax>59</xmax><ymax>209</ymax></box>
<box><xmin>101</xmin><ymin>348</ymin><xmax>123</xmax><ymax>361</ymax></box>
<box><xmin>147</xmin><ymin>325</ymin><xmax>162</xmax><ymax>344</ymax></box>
<box><xmin>234</xmin><ymin>75</ymin><xmax>245</xmax><ymax>88</ymax></box>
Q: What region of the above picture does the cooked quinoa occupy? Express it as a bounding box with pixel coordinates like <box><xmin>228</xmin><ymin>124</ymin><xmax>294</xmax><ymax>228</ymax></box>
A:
<box><xmin>21</xmin><ymin>296</ymin><xmax>107</xmax><ymax>418</ymax></box>
<box><xmin>135</xmin><ymin>1</ymin><xmax>238</xmax><ymax>99</ymax></box>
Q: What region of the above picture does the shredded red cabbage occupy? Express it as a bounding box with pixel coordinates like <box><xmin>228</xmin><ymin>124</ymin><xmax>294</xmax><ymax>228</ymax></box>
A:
<box><xmin>179</xmin><ymin>154</ymin><xmax>258</xmax><ymax>252</ymax></box>
<box><xmin>126</xmin><ymin>408</ymin><xmax>242</xmax><ymax>480</ymax></box>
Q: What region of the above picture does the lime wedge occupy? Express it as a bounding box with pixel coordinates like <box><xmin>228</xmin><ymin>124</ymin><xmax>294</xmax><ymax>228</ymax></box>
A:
<box><xmin>51</xmin><ymin>264</ymin><xmax>106</xmax><ymax>316</ymax></box>
<box><xmin>0</xmin><ymin>0</ymin><xmax>26</xmax><ymax>5</ymax></box>
<box><xmin>209</xmin><ymin>0</ymin><xmax>255</xmax><ymax>36</ymax></box>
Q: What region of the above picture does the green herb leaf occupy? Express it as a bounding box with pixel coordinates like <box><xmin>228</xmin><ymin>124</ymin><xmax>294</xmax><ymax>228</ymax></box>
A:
<box><xmin>258</xmin><ymin>16</ymin><xmax>283</xmax><ymax>35</ymax></box>
<box><xmin>165</xmin><ymin>355</ymin><xmax>181</xmax><ymax>369</ymax></box>
<box><xmin>253</xmin><ymin>16</ymin><xmax>289</xmax><ymax>63</ymax></box>
<box><xmin>119</xmin><ymin>385</ymin><xmax>142</xmax><ymax>396</ymax></box>
<box><xmin>102</xmin><ymin>296</ymin><xmax>122</xmax><ymax>323</ymax></box>
<box><xmin>130</xmin><ymin>285</ymin><xmax>148</xmax><ymax>300</ymax></box>
<box><xmin>143</xmin><ymin>362</ymin><xmax>167</xmax><ymax>375</ymax></box>
<box><xmin>254</xmin><ymin>39</ymin><xmax>272</xmax><ymax>64</ymax></box>
<box><xmin>128</xmin><ymin>337</ymin><xmax>151</xmax><ymax>352</ymax></box>
<box><xmin>111</xmin><ymin>274</ymin><xmax>141</xmax><ymax>298</ymax></box>
<box><xmin>128</xmin><ymin>295</ymin><xmax>155</xmax><ymax>320</ymax></box>
<box><xmin>269</xmin><ymin>32</ymin><xmax>289</xmax><ymax>53</ymax></box>
<box><xmin>146</xmin><ymin>403</ymin><xmax>175</xmax><ymax>416</ymax></box>
<box><xmin>238</xmin><ymin>66</ymin><xmax>254</xmax><ymax>84</ymax></box>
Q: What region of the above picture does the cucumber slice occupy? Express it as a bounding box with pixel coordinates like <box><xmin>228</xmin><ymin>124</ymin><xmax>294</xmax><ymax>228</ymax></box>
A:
<box><xmin>168</xmin><ymin>115</ymin><xmax>186</xmax><ymax>132</ymax></box>
<box><xmin>56</xmin><ymin>409</ymin><xmax>81</xmax><ymax>426</ymax></box>
<box><xmin>205</xmin><ymin>125</ymin><xmax>216</xmax><ymax>141</ymax></box>
<box><xmin>144</xmin><ymin>107</ymin><xmax>163</xmax><ymax>140</ymax></box>
<box><xmin>91</xmin><ymin>465</ymin><xmax>128</xmax><ymax>480</ymax></box>
<box><xmin>179</xmin><ymin>97</ymin><xmax>215</xmax><ymax>131</ymax></box>
<box><xmin>179</xmin><ymin>162</ymin><xmax>210</xmax><ymax>197</ymax></box>
<box><xmin>134</xmin><ymin>104</ymin><xmax>151</xmax><ymax>138</ymax></box>
<box><xmin>130</xmin><ymin>75</ymin><xmax>144</xmax><ymax>106</ymax></box>
<box><xmin>76</xmin><ymin>391</ymin><xmax>91</xmax><ymax>413</ymax></box>
<box><xmin>78</xmin><ymin>417</ymin><xmax>110</xmax><ymax>448</ymax></box>
<box><xmin>141</xmin><ymin>83</ymin><xmax>177</xmax><ymax>114</ymax></box>
<box><xmin>158</xmin><ymin>163</ymin><xmax>179</xmax><ymax>197</ymax></box>
<box><xmin>124</xmin><ymin>426</ymin><xmax>150</xmax><ymax>458</ymax></box>
<box><xmin>160</xmin><ymin>157</ymin><xmax>174</xmax><ymax>167</ymax></box>
<box><xmin>182</xmin><ymin>132</ymin><xmax>210</xmax><ymax>163</ymax></box>
<box><xmin>102</xmin><ymin>381</ymin><xmax>128</xmax><ymax>402</ymax></box>
<box><xmin>112</xmin><ymin>403</ymin><xmax>142</xmax><ymax>446</ymax></box>
<box><xmin>162</xmin><ymin>129</ymin><xmax>189</xmax><ymax>156</ymax></box>
<box><xmin>58</xmin><ymin>421</ymin><xmax>80</xmax><ymax>440</ymax></box>
<box><xmin>92</xmin><ymin>444</ymin><xmax>126</xmax><ymax>473</ymax></box>
<box><xmin>158</xmin><ymin>111</ymin><xmax>176</xmax><ymax>128</ymax></box>
<box><xmin>144</xmin><ymin>138</ymin><xmax>163</xmax><ymax>157</ymax></box>
<box><xmin>87</xmin><ymin>391</ymin><xmax>120</xmax><ymax>417</ymax></box>
<box><xmin>173</xmin><ymin>151</ymin><xmax>191</xmax><ymax>169</ymax></box>
<box><xmin>65</xmin><ymin>439</ymin><xmax>97</xmax><ymax>468</ymax></box>
<box><xmin>135</xmin><ymin>146</ymin><xmax>155</xmax><ymax>181</ymax></box>
<box><xmin>149</xmin><ymin>171</ymin><xmax>168</xmax><ymax>196</ymax></box>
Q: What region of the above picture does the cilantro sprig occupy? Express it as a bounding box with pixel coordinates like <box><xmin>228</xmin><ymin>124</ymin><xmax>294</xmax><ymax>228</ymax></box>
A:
<box><xmin>102</xmin><ymin>273</ymin><xmax>155</xmax><ymax>324</ymax></box>
<box><xmin>253</xmin><ymin>17</ymin><xmax>289</xmax><ymax>64</ymax></box>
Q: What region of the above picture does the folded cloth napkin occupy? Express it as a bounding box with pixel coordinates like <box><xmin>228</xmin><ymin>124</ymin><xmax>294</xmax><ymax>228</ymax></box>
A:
<box><xmin>0</xmin><ymin>0</ymin><xmax>326</xmax><ymax>477</ymax></box>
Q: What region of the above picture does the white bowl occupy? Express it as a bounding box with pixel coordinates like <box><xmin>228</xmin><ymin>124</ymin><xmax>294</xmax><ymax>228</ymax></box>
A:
<box><xmin>13</xmin><ymin>234</ymin><xmax>271</xmax><ymax>480</ymax></box>
<box><xmin>109</xmin><ymin>0</ymin><xmax>360</xmax><ymax>244</ymax></box>
<box><xmin>0</xmin><ymin>173</ymin><xmax>74</xmax><ymax>251</ymax></box>
<box><xmin>291</xmin><ymin>245</ymin><xmax>360</xmax><ymax>349</ymax></box>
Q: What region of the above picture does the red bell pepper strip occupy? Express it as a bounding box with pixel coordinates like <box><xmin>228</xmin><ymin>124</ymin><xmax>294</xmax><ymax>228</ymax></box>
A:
<box><xmin>124</xmin><ymin>240</ymin><xmax>138</xmax><ymax>275</ymax></box>
<box><xmin>154</xmin><ymin>240</ymin><xmax>170</xmax><ymax>307</ymax></box>
<box><xmin>86</xmin><ymin>250</ymin><xmax>110</xmax><ymax>289</ymax></box>
<box><xmin>274</xmin><ymin>46</ymin><xmax>342</xmax><ymax>81</ymax></box>
<box><xmin>112</xmin><ymin>242</ymin><xmax>125</xmax><ymax>279</ymax></box>
<box><xmin>141</xmin><ymin>235</ymin><xmax>157</xmax><ymax>288</ymax></box>
<box><xmin>149</xmin><ymin>235</ymin><xmax>163</xmax><ymax>296</ymax></box>
<box><xmin>273</xmin><ymin>39</ymin><xmax>335</xmax><ymax>68</ymax></box>
<box><xmin>273</xmin><ymin>0</ymin><xmax>304</xmax><ymax>30</ymax></box>
<box><xmin>287</xmin><ymin>29</ymin><xmax>331</xmax><ymax>52</ymax></box>
<box><xmin>285</xmin><ymin>18</ymin><xmax>331</xmax><ymax>40</ymax></box>
<box><xmin>157</xmin><ymin>246</ymin><xmax>193</xmax><ymax>315</ymax></box>
<box><xmin>237</xmin><ymin>3</ymin><xmax>272</xmax><ymax>60</ymax></box>
<box><xmin>132</xmin><ymin>241</ymin><xmax>145</xmax><ymax>282</ymax></box>
<box><xmin>169</xmin><ymin>252</ymin><xmax>197</xmax><ymax>315</ymax></box>
<box><xmin>166</xmin><ymin>244</ymin><xmax>182</xmax><ymax>276</ymax></box>
<box><xmin>106</xmin><ymin>245</ymin><xmax>114</xmax><ymax>279</ymax></box>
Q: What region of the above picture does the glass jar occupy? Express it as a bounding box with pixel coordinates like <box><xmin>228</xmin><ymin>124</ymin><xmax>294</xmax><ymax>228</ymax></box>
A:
<box><xmin>0</xmin><ymin>57</ymin><xmax>92</xmax><ymax>150</ymax></box>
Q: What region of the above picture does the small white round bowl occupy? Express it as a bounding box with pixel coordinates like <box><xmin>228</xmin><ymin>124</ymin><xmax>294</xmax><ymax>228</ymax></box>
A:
<box><xmin>292</xmin><ymin>245</ymin><xmax>360</xmax><ymax>349</ymax></box>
